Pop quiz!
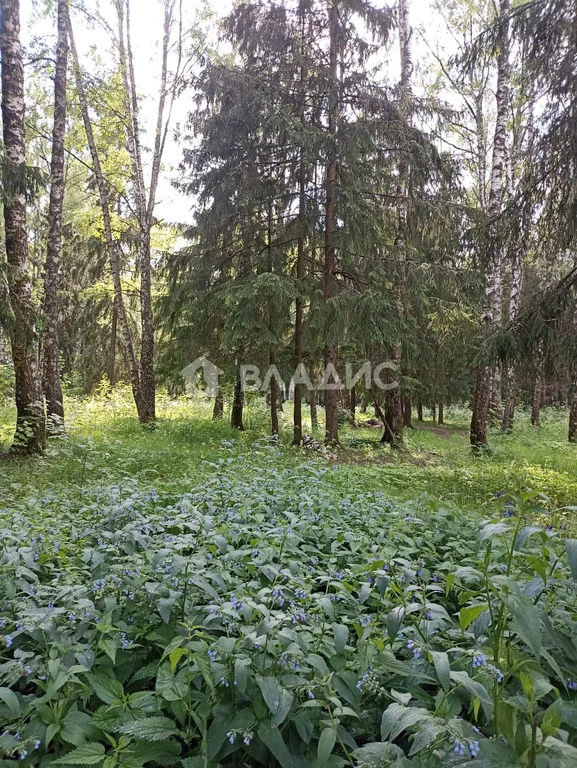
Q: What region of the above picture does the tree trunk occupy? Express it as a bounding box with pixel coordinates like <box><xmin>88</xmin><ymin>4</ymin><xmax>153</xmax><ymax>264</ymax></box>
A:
<box><xmin>108</xmin><ymin>299</ymin><xmax>117</xmax><ymax>387</ymax></box>
<box><xmin>1</xmin><ymin>0</ymin><xmax>46</xmax><ymax>454</ymax></box>
<box><xmin>323</xmin><ymin>1</ymin><xmax>339</xmax><ymax>446</ymax></box>
<box><xmin>438</xmin><ymin>402</ymin><xmax>444</xmax><ymax>425</ymax></box>
<box><xmin>212</xmin><ymin>392</ymin><xmax>224</xmax><ymax>420</ymax></box>
<box><xmin>501</xmin><ymin>234</ymin><xmax>524</xmax><ymax>431</ymax></box>
<box><xmin>470</xmin><ymin>0</ymin><xmax>510</xmax><ymax>450</ymax></box>
<box><xmin>350</xmin><ymin>387</ymin><xmax>356</xmax><ymax>426</ymax></box>
<box><xmin>531</xmin><ymin>374</ymin><xmax>542</xmax><ymax>427</ymax></box>
<box><xmin>266</xmin><ymin>203</ymin><xmax>279</xmax><ymax>437</ymax></box>
<box><xmin>382</xmin><ymin>0</ymin><xmax>412</xmax><ymax>450</ymax></box>
<box><xmin>431</xmin><ymin>404</ymin><xmax>436</xmax><ymax>423</ymax></box>
<box><xmin>270</xmin><ymin>354</ymin><xmax>279</xmax><ymax>437</ymax></box>
<box><xmin>231</xmin><ymin>369</ymin><xmax>244</xmax><ymax>430</ymax></box>
<box><xmin>569</xmin><ymin>390</ymin><xmax>577</xmax><ymax>443</ymax></box>
<box><xmin>43</xmin><ymin>0</ymin><xmax>68</xmax><ymax>433</ymax></box>
<box><xmin>402</xmin><ymin>395</ymin><xmax>412</xmax><ymax>428</ymax></box>
<box><xmin>292</xmin><ymin>0</ymin><xmax>307</xmax><ymax>446</ymax></box>
<box><xmin>471</xmin><ymin>366</ymin><xmax>490</xmax><ymax>447</ymax></box>
<box><xmin>417</xmin><ymin>398</ymin><xmax>423</xmax><ymax>422</ymax></box>
<box><xmin>68</xmin><ymin>15</ymin><xmax>146</xmax><ymax>419</ymax></box>
<box><xmin>309</xmin><ymin>386</ymin><xmax>318</xmax><ymax>432</ymax></box>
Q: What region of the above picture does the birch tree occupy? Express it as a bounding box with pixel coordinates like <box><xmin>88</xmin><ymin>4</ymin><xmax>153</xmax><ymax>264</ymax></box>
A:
<box><xmin>43</xmin><ymin>0</ymin><xmax>68</xmax><ymax>432</ymax></box>
<box><xmin>470</xmin><ymin>0</ymin><xmax>510</xmax><ymax>449</ymax></box>
<box><xmin>1</xmin><ymin>0</ymin><xmax>46</xmax><ymax>454</ymax></box>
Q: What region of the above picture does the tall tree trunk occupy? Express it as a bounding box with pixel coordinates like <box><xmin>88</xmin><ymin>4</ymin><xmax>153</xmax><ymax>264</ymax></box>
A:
<box><xmin>43</xmin><ymin>0</ymin><xmax>68</xmax><ymax>433</ymax></box>
<box><xmin>309</xmin><ymin>385</ymin><xmax>318</xmax><ymax>432</ymax></box>
<box><xmin>267</xmin><ymin>203</ymin><xmax>279</xmax><ymax>437</ymax></box>
<box><xmin>402</xmin><ymin>395</ymin><xmax>412</xmax><ymax>428</ymax></box>
<box><xmin>212</xmin><ymin>392</ymin><xmax>224</xmax><ymax>420</ymax></box>
<box><xmin>108</xmin><ymin>299</ymin><xmax>117</xmax><ymax>387</ymax></box>
<box><xmin>68</xmin><ymin>15</ymin><xmax>145</xmax><ymax>418</ymax></box>
<box><xmin>470</xmin><ymin>0</ymin><xmax>510</xmax><ymax>450</ymax></box>
<box><xmin>383</xmin><ymin>0</ymin><xmax>412</xmax><ymax>449</ymax></box>
<box><xmin>569</xmin><ymin>389</ymin><xmax>577</xmax><ymax>443</ymax></box>
<box><xmin>1</xmin><ymin>0</ymin><xmax>46</xmax><ymax>454</ymax></box>
<box><xmin>292</xmin><ymin>0</ymin><xmax>307</xmax><ymax>446</ymax></box>
<box><xmin>323</xmin><ymin>1</ymin><xmax>339</xmax><ymax>446</ymax></box>
<box><xmin>438</xmin><ymin>402</ymin><xmax>444</xmax><ymax>425</ymax></box>
<box><xmin>531</xmin><ymin>373</ymin><xmax>542</xmax><ymax>427</ymax></box>
<box><xmin>350</xmin><ymin>387</ymin><xmax>356</xmax><ymax>426</ymax></box>
<box><xmin>417</xmin><ymin>398</ymin><xmax>423</xmax><ymax>421</ymax></box>
<box><xmin>231</xmin><ymin>367</ymin><xmax>244</xmax><ymax>431</ymax></box>
<box><xmin>501</xmin><ymin>236</ymin><xmax>524</xmax><ymax>431</ymax></box>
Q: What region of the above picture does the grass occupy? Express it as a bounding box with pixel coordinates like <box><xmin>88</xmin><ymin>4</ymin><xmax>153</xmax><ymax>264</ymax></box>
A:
<box><xmin>2</xmin><ymin>390</ymin><xmax>577</xmax><ymax>529</ymax></box>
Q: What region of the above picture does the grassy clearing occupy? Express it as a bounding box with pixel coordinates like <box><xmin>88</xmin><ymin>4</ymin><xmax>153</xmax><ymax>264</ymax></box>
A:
<box><xmin>2</xmin><ymin>394</ymin><xmax>577</xmax><ymax>528</ymax></box>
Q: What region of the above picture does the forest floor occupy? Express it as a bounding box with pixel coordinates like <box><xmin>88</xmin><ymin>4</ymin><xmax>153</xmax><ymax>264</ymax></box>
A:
<box><xmin>1</xmin><ymin>390</ymin><xmax>576</xmax><ymax>530</ymax></box>
<box><xmin>3</xmin><ymin>392</ymin><xmax>577</xmax><ymax>766</ymax></box>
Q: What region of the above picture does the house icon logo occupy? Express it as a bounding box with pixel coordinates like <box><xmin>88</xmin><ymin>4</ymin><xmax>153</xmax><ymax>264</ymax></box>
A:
<box><xmin>181</xmin><ymin>357</ymin><xmax>224</xmax><ymax>398</ymax></box>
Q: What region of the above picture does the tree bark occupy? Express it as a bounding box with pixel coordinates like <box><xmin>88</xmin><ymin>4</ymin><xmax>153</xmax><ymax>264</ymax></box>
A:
<box><xmin>402</xmin><ymin>395</ymin><xmax>412</xmax><ymax>427</ymax></box>
<box><xmin>212</xmin><ymin>392</ymin><xmax>224</xmax><ymax>420</ymax></box>
<box><xmin>43</xmin><ymin>0</ymin><xmax>68</xmax><ymax>433</ymax></box>
<box><xmin>382</xmin><ymin>0</ymin><xmax>412</xmax><ymax>449</ymax></box>
<box><xmin>108</xmin><ymin>299</ymin><xmax>118</xmax><ymax>387</ymax></box>
<box><xmin>501</xmin><ymin>235</ymin><xmax>524</xmax><ymax>431</ymax></box>
<box><xmin>569</xmin><ymin>390</ymin><xmax>577</xmax><ymax>443</ymax></box>
<box><xmin>531</xmin><ymin>374</ymin><xmax>542</xmax><ymax>427</ymax></box>
<box><xmin>1</xmin><ymin>0</ymin><xmax>46</xmax><ymax>454</ymax></box>
<box><xmin>438</xmin><ymin>402</ymin><xmax>444</xmax><ymax>425</ymax></box>
<box><xmin>470</xmin><ymin>0</ymin><xmax>510</xmax><ymax>450</ymax></box>
<box><xmin>417</xmin><ymin>398</ymin><xmax>423</xmax><ymax>422</ymax></box>
<box><xmin>471</xmin><ymin>365</ymin><xmax>491</xmax><ymax>446</ymax></box>
<box><xmin>231</xmin><ymin>368</ymin><xmax>244</xmax><ymax>430</ymax></box>
<box><xmin>309</xmin><ymin>385</ymin><xmax>318</xmax><ymax>432</ymax></box>
<box><xmin>292</xmin><ymin>0</ymin><xmax>307</xmax><ymax>446</ymax></box>
<box><xmin>350</xmin><ymin>387</ymin><xmax>356</xmax><ymax>426</ymax></box>
<box><xmin>323</xmin><ymin>1</ymin><xmax>339</xmax><ymax>446</ymax></box>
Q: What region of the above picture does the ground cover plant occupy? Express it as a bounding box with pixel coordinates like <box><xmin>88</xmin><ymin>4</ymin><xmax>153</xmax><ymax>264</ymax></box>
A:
<box><xmin>2</xmin><ymin>410</ymin><xmax>577</xmax><ymax>767</ymax></box>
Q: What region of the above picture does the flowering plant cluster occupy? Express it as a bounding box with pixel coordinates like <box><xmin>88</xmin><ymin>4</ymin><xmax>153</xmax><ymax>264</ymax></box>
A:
<box><xmin>1</xmin><ymin>451</ymin><xmax>577</xmax><ymax>767</ymax></box>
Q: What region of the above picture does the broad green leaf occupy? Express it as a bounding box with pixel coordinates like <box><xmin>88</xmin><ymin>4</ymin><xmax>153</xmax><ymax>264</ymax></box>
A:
<box><xmin>53</xmin><ymin>742</ymin><xmax>106</xmax><ymax>765</ymax></box>
<box><xmin>257</xmin><ymin>676</ymin><xmax>284</xmax><ymax>715</ymax></box>
<box><xmin>117</xmin><ymin>717</ymin><xmax>178</xmax><ymax>742</ymax></box>
<box><xmin>85</xmin><ymin>673</ymin><xmax>124</xmax><ymax>705</ymax></box>
<box><xmin>257</xmin><ymin>724</ymin><xmax>297</xmax><ymax>768</ymax></box>
<box><xmin>542</xmin><ymin>698</ymin><xmax>562</xmax><ymax>738</ymax></box>
<box><xmin>459</xmin><ymin>604</ymin><xmax>488</xmax><ymax>633</ymax></box>
<box><xmin>431</xmin><ymin>651</ymin><xmax>451</xmax><ymax>692</ymax></box>
<box><xmin>332</xmin><ymin>623</ymin><xmax>348</xmax><ymax>653</ymax></box>
<box><xmin>450</xmin><ymin>671</ymin><xmax>493</xmax><ymax>721</ymax></box>
<box><xmin>0</xmin><ymin>687</ymin><xmax>20</xmax><ymax>718</ymax></box>
<box><xmin>318</xmin><ymin>727</ymin><xmax>337</xmax><ymax>763</ymax></box>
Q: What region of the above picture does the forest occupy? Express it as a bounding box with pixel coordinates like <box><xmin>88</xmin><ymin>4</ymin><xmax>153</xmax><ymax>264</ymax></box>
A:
<box><xmin>1</xmin><ymin>0</ymin><xmax>577</xmax><ymax>765</ymax></box>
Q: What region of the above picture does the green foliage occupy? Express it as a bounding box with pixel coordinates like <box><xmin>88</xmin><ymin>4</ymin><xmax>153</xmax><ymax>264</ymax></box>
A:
<box><xmin>2</xmin><ymin>402</ymin><xmax>577</xmax><ymax>766</ymax></box>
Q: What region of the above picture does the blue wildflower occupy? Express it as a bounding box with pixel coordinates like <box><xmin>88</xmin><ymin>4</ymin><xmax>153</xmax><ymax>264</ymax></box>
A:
<box><xmin>472</xmin><ymin>653</ymin><xmax>487</xmax><ymax>669</ymax></box>
<box><xmin>454</xmin><ymin>739</ymin><xmax>465</xmax><ymax>756</ymax></box>
<box><xmin>469</xmin><ymin>740</ymin><xmax>480</xmax><ymax>758</ymax></box>
<box><xmin>360</xmin><ymin>615</ymin><xmax>371</xmax><ymax>628</ymax></box>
